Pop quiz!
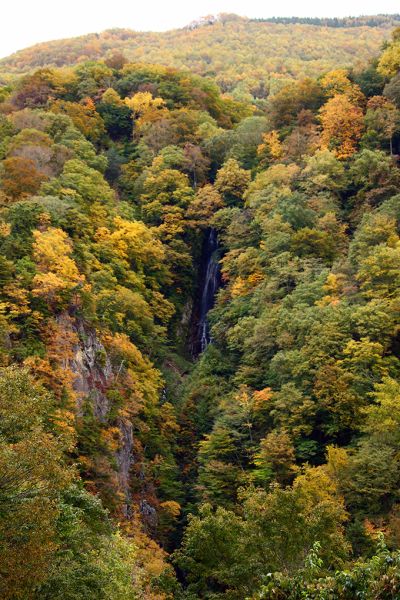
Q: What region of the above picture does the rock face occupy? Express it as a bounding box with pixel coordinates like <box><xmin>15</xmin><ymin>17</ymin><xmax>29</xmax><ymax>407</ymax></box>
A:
<box><xmin>140</xmin><ymin>498</ymin><xmax>158</xmax><ymax>530</ymax></box>
<box><xmin>61</xmin><ymin>315</ymin><xmax>135</xmax><ymax>516</ymax></box>
<box><xmin>116</xmin><ymin>418</ymin><xmax>134</xmax><ymax>518</ymax></box>
<box><xmin>70</xmin><ymin>322</ymin><xmax>113</xmax><ymax>421</ymax></box>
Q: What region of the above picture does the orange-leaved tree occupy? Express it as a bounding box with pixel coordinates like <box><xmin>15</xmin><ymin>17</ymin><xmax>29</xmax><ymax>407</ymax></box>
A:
<box><xmin>320</xmin><ymin>94</ymin><xmax>364</xmax><ymax>159</ymax></box>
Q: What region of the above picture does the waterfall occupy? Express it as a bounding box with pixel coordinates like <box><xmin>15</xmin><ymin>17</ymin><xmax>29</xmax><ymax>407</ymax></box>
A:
<box><xmin>196</xmin><ymin>228</ymin><xmax>220</xmax><ymax>354</ymax></box>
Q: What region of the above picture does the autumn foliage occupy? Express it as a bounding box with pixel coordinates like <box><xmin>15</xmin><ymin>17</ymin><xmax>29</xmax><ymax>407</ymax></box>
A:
<box><xmin>0</xmin><ymin>17</ymin><xmax>400</xmax><ymax>600</ymax></box>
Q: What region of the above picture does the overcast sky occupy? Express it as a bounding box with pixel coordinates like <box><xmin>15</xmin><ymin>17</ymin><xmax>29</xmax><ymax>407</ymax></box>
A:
<box><xmin>1</xmin><ymin>0</ymin><xmax>399</xmax><ymax>59</ymax></box>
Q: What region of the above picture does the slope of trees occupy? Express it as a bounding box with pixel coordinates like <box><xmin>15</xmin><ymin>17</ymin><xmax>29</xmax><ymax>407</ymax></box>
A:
<box><xmin>0</xmin><ymin>15</ymin><xmax>394</xmax><ymax>100</ymax></box>
<box><xmin>0</xmin><ymin>20</ymin><xmax>400</xmax><ymax>600</ymax></box>
<box><xmin>255</xmin><ymin>14</ymin><xmax>400</xmax><ymax>28</ymax></box>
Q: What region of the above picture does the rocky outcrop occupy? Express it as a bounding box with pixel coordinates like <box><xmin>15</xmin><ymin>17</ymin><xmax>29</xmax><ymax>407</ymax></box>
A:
<box><xmin>140</xmin><ymin>498</ymin><xmax>158</xmax><ymax>530</ymax></box>
<box><xmin>116</xmin><ymin>418</ymin><xmax>134</xmax><ymax>518</ymax></box>
<box><xmin>70</xmin><ymin>321</ymin><xmax>113</xmax><ymax>421</ymax></box>
<box><xmin>58</xmin><ymin>314</ymin><xmax>136</xmax><ymax>515</ymax></box>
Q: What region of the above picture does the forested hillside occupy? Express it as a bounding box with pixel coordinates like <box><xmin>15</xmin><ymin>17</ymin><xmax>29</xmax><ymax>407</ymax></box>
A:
<box><xmin>1</xmin><ymin>18</ymin><xmax>400</xmax><ymax>600</ymax></box>
<box><xmin>1</xmin><ymin>14</ymin><xmax>398</xmax><ymax>100</ymax></box>
<box><xmin>257</xmin><ymin>14</ymin><xmax>400</xmax><ymax>27</ymax></box>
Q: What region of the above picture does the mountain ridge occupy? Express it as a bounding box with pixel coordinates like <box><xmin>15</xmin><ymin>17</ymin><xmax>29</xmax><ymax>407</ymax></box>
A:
<box><xmin>1</xmin><ymin>14</ymin><xmax>398</xmax><ymax>97</ymax></box>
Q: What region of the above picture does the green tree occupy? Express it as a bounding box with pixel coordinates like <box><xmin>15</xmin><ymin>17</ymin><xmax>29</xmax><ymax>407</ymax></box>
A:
<box><xmin>0</xmin><ymin>366</ymin><xmax>73</xmax><ymax>599</ymax></box>
<box><xmin>214</xmin><ymin>158</ymin><xmax>250</xmax><ymax>204</ymax></box>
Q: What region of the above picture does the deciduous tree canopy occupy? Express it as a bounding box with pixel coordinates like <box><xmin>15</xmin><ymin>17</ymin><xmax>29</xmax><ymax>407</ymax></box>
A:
<box><xmin>0</xmin><ymin>17</ymin><xmax>400</xmax><ymax>600</ymax></box>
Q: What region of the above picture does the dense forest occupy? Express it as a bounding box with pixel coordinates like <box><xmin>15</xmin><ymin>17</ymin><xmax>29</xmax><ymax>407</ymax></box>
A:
<box><xmin>1</xmin><ymin>15</ymin><xmax>400</xmax><ymax>600</ymax></box>
<box><xmin>255</xmin><ymin>15</ymin><xmax>400</xmax><ymax>28</ymax></box>
<box><xmin>0</xmin><ymin>14</ymin><xmax>397</xmax><ymax>100</ymax></box>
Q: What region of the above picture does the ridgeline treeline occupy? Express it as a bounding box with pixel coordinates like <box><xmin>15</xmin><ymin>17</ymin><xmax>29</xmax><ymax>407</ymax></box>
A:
<box><xmin>253</xmin><ymin>14</ymin><xmax>400</xmax><ymax>28</ymax></box>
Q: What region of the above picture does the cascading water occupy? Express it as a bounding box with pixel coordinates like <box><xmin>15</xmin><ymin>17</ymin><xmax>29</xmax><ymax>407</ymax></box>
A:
<box><xmin>196</xmin><ymin>228</ymin><xmax>221</xmax><ymax>354</ymax></box>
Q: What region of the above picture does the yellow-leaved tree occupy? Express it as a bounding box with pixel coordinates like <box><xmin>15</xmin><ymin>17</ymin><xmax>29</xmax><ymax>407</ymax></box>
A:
<box><xmin>125</xmin><ymin>92</ymin><xmax>167</xmax><ymax>133</ymax></box>
<box><xmin>257</xmin><ymin>130</ymin><xmax>283</xmax><ymax>165</ymax></box>
<box><xmin>31</xmin><ymin>227</ymin><xmax>85</xmax><ymax>305</ymax></box>
<box><xmin>320</xmin><ymin>94</ymin><xmax>364</xmax><ymax>159</ymax></box>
